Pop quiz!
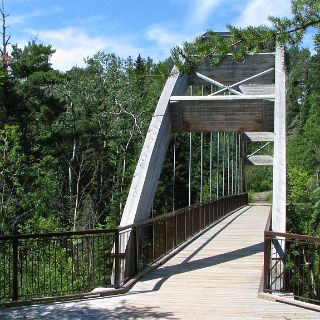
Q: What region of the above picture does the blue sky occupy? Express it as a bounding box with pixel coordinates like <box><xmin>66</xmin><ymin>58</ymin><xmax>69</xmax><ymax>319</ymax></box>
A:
<box><xmin>6</xmin><ymin>0</ymin><xmax>293</xmax><ymax>71</ymax></box>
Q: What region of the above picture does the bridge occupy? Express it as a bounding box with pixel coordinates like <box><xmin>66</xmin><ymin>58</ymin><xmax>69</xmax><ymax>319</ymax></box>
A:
<box><xmin>2</xmin><ymin>205</ymin><xmax>320</xmax><ymax>319</ymax></box>
<box><xmin>0</xmin><ymin>33</ymin><xmax>320</xmax><ymax>318</ymax></box>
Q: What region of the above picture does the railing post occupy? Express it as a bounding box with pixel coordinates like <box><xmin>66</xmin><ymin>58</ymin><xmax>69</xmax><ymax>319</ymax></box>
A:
<box><xmin>152</xmin><ymin>220</ymin><xmax>155</xmax><ymax>260</ymax></box>
<box><xmin>135</xmin><ymin>227</ymin><xmax>139</xmax><ymax>274</ymax></box>
<box><xmin>12</xmin><ymin>237</ymin><xmax>19</xmax><ymax>301</ymax></box>
<box><xmin>165</xmin><ymin>218</ymin><xmax>168</xmax><ymax>254</ymax></box>
<box><xmin>175</xmin><ymin>213</ymin><xmax>178</xmax><ymax>247</ymax></box>
<box><xmin>114</xmin><ymin>229</ymin><xmax>121</xmax><ymax>289</ymax></box>
<box><xmin>221</xmin><ymin>198</ymin><xmax>223</xmax><ymax>216</ymax></box>
<box><xmin>184</xmin><ymin>208</ymin><xmax>187</xmax><ymax>241</ymax></box>
<box><xmin>216</xmin><ymin>200</ymin><xmax>219</xmax><ymax>219</ymax></box>
<box><xmin>264</xmin><ymin>234</ymin><xmax>271</xmax><ymax>292</ymax></box>
<box><xmin>213</xmin><ymin>201</ymin><xmax>215</xmax><ymax>222</ymax></box>
<box><xmin>191</xmin><ymin>207</ymin><xmax>194</xmax><ymax>235</ymax></box>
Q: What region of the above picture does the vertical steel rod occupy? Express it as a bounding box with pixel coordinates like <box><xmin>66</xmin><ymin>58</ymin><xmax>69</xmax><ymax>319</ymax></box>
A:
<box><xmin>209</xmin><ymin>132</ymin><xmax>213</xmax><ymax>200</ymax></box>
<box><xmin>216</xmin><ymin>132</ymin><xmax>220</xmax><ymax>199</ymax></box>
<box><xmin>222</xmin><ymin>132</ymin><xmax>225</xmax><ymax>197</ymax></box>
<box><xmin>114</xmin><ymin>230</ymin><xmax>121</xmax><ymax>289</ymax></box>
<box><xmin>173</xmin><ymin>135</ymin><xmax>176</xmax><ymax>211</ymax></box>
<box><xmin>238</xmin><ymin>133</ymin><xmax>241</xmax><ymax>193</ymax></box>
<box><xmin>227</xmin><ymin>132</ymin><xmax>230</xmax><ymax>195</ymax></box>
<box><xmin>200</xmin><ymin>132</ymin><xmax>203</xmax><ymax>203</ymax></box>
<box><xmin>231</xmin><ymin>132</ymin><xmax>234</xmax><ymax>194</ymax></box>
<box><xmin>12</xmin><ymin>238</ymin><xmax>19</xmax><ymax>301</ymax></box>
<box><xmin>189</xmin><ymin>85</ymin><xmax>193</xmax><ymax>206</ymax></box>
<box><xmin>189</xmin><ymin>132</ymin><xmax>192</xmax><ymax>207</ymax></box>
<box><xmin>135</xmin><ymin>228</ymin><xmax>139</xmax><ymax>273</ymax></box>
<box><xmin>200</xmin><ymin>84</ymin><xmax>204</xmax><ymax>204</ymax></box>
<box><xmin>235</xmin><ymin>132</ymin><xmax>238</xmax><ymax>194</ymax></box>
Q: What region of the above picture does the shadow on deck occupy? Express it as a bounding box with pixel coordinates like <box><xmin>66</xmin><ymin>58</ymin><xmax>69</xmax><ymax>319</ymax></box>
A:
<box><xmin>2</xmin><ymin>205</ymin><xmax>319</xmax><ymax>320</ymax></box>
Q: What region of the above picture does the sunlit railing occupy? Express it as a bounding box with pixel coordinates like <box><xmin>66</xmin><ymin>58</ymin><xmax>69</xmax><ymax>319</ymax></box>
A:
<box><xmin>264</xmin><ymin>228</ymin><xmax>320</xmax><ymax>305</ymax></box>
<box><xmin>0</xmin><ymin>193</ymin><xmax>248</xmax><ymax>304</ymax></box>
<box><xmin>120</xmin><ymin>193</ymin><xmax>248</xmax><ymax>282</ymax></box>
<box><xmin>0</xmin><ymin>229</ymin><xmax>116</xmax><ymax>303</ymax></box>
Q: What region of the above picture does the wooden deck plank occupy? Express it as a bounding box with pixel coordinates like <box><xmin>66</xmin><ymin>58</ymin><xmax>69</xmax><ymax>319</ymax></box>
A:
<box><xmin>2</xmin><ymin>205</ymin><xmax>320</xmax><ymax>319</ymax></box>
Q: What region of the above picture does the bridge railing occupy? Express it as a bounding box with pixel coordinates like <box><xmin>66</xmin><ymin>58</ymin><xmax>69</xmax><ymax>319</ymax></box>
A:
<box><xmin>264</xmin><ymin>227</ymin><xmax>320</xmax><ymax>304</ymax></box>
<box><xmin>0</xmin><ymin>229</ymin><xmax>116</xmax><ymax>303</ymax></box>
<box><xmin>119</xmin><ymin>193</ymin><xmax>248</xmax><ymax>283</ymax></box>
<box><xmin>0</xmin><ymin>193</ymin><xmax>248</xmax><ymax>304</ymax></box>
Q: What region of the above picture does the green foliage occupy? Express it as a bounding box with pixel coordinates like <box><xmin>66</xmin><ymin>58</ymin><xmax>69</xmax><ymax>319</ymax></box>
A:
<box><xmin>1</xmin><ymin>0</ymin><xmax>319</xmax><ymax>241</ymax></box>
<box><xmin>286</xmin><ymin>47</ymin><xmax>310</xmax><ymax>131</ymax></box>
<box><xmin>171</xmin><ymin>0</ymin><xmax>320</xmax><ymax>75</ymax></box>
<box><xmin>10</xmin><ymin>41</ymin><xmax>55</xmax><ymax>79</ymax></box>
<box><xmin>0</xmin><ymin>233</ymin><xmax>115</xmax><ymax>302</ymax></box>
<box><xmin>171</xmin><ymin>28</ymin><xmax>275</xmax><ymax>74</ymax></box>
<box><xmin>288</xmin><ymin>167</ymin><xmax>314</xmax><ymax>203</ymax></box>
<box><xmin>0</xmin><ymin>39</ymin><xmax>171</xmax><ymax>234</ymax></box>
<box><xmin>0</xmin><ymin>125</ymin><xmax>26</xmax><ymax>234</ymax></box>
<box><xmin>246</xmin><ymin>166</ymin><xmax>273</xmax><ymax>192</ymax></box>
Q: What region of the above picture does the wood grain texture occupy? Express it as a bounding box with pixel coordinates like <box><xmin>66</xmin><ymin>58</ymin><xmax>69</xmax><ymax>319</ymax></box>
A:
<box><xmin>5</xmin><ymin>206</ymin><xmax>320</xmax><ymax>319</ymax></box>
<box><xmin>170</xmin><ymin>99</ymin><xmax>274</xmax><ymax>132</ymax></box>
<box><xmin>245</xmin><ymin>155</ymin><xmax>274</xmax><ymax>166</ymax></box>
<box><xmin>243</xmin><ymin>132</ymin><xmax>274</xmax><ymax>142</ymax></box>
<box><xmin>239</xmin><ymin>84</ymin><xmax>275</xmax><ymax>95</ymax></box>
<box><xmin>190</xmin><ymin>54</ymin><xmax>275</xmax><ymax>86</ymax></box>
<box><xmin>120</xmin><ymin>70</ymin><xmax>188</xmax><ymax>226</ymax></box>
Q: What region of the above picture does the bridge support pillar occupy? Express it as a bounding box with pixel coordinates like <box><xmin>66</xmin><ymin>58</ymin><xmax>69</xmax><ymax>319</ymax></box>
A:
<box><xmin>272</xmin><ymin>45</ymin><xmax>286</xmax><ymax>233</ymax></box>
<box><xmin>271</xmin><ymin>45</ymin><xmax>286</xmax><ymax>290</ymax></box>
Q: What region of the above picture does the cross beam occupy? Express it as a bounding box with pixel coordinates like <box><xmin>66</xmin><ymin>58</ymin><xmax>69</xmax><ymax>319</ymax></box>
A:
<box><xmin>196</xmin><ymin>72</ymin><xmax>243</xmax><ymax>95</ymax></box>
<box><xmin>210</xmin><ymin>68</ymin><xmax>275</xmax><ymax>96</ymax></box>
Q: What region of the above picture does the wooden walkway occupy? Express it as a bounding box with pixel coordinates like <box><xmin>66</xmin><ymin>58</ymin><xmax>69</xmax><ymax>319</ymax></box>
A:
<box><xmin>2</xmin><ymin>205</ymin><xmax>320</xmax><ymax>319</ymax></box>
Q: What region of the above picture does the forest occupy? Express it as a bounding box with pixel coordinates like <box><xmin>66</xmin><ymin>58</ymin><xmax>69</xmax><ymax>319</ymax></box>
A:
<box><xmin>0</xmin><ymin>0</ymin><xmax>319</xmax><ymax>307</ymax></box>
<box><xmin>0</xmin><ymin>0</ymin><xmax>319</xmax><ymax>240</ymax></box>
<box><xmin>0</xmin><ymin>42</ymin><xmax>178</xmax><ymax>235</ymax></box>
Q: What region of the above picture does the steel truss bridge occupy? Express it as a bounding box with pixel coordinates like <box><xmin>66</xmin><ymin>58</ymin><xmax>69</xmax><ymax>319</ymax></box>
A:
<box><xmin>1</xmin><ymin>33</ymin><xmax>319</xmax><ymax>318</ymax></box>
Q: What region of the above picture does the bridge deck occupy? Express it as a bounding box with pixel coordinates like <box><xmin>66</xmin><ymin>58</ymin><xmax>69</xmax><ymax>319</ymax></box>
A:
<box><xmin>2</xmin><ymin>205</ymin><xmax>320</xmax><ymax>319</ymax></box>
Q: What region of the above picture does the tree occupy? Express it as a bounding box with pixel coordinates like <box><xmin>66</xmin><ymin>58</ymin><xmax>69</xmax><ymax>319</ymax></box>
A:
<box><xmin>0</xmin><ymin>125</ymin><xmax>26</xmax><ymax>234</ymax></box>
<box><xmin>171</xmin><ymin>0</ymin><xmax>320</xmax><ymax>74</ymax></box>
<box><xmin>10</xmin><ymin>41</ymin><xmax>55</xmax><ymax>79</ymax></box>
<box><xmin>0</xmin><ymin>0</ymin><xmax>10</xmax><ymax>127</ymax></box>
<box><xmin>0</xmin><ymin>0</ymin><xmax>10</xmax><ymax>73</ymax></box>
<box><xmin>0</xmin><ymin>41</ymin><xmax>65</xmax><ymax>234</ymax></box>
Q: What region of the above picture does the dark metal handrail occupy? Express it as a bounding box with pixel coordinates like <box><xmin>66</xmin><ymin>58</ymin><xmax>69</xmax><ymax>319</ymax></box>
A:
<box><xmin>0</xmin><ymin>229</ymin><xmax>117</xmax><ymax>304</ymax></box>
<box><xmin>264</xmin><ymin>222</ymin><xmax>320</xmax><ymax>305</ymax></box>
<box><xmin>0</xmin><ymin>228</ymin><xmax>117</xmax><ymax>241</ymax></box>
<box><xmin>0</xmin><ymin>193</ymin><xmax>248</xmax><ymax>305</ymax></box>
<box><xmin>119</xmin><ymin>193</ymin><xmax>248</xmax><ymax>282</ymax></box>
<box><xmin>265</xmin><ymin>230</ymin><xmax>320</xmax><ymax>243</ymax></box>
<box><xmin>118</xmin><ymin>194</ymin><xmax>244</xmax><ymax>232</ymax></box>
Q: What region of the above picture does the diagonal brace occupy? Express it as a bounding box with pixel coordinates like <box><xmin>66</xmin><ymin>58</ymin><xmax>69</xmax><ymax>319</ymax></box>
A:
<box><xmin>196</xmin><ymin>72</ymin><xmax>243</xmax><ymax>95</ymax></box>
<box><xmin>209</xmin><ymin>67</ymin><xmax>275</xmax><ymax>96</ymax></box>
<box><xmin>247</xmin><ymin>142</ymin><xmax>271</xmax><ymax>158</ymax></box>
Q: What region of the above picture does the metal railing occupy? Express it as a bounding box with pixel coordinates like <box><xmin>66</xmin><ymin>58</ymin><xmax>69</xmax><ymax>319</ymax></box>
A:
<box><xmin>0</xmin><ymin>193</ymin><xmax>248</xmax><ymax>304</ymax></box>
<box><xmin>119</xmin><ymin>193</ymin><xmax>248</xmax><ymax>282</ymax></box>
<box><xmin>0</xmin><ymin>229</ymin><xmax>116</xmax><ymax>303</ymax></box>
<box><xmin>264</xmin><ymin>228</ymin><xmax>320</xmax><ymax>304</ymax></box>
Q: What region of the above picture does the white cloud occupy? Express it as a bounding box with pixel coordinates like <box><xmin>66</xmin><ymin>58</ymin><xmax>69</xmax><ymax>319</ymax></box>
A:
<box><xmin>145</xmin><ymin>25</ymin><xmax>191</xmax><ymax>60</ymax></box>
<box><xmin>147</xmin><ymin>26</ymin><xmax>188</xmax><ymax>46</ymax></box>
<box><xmin>235</xmin><ymin>0</ymin><xmax>291</xmax><ymax>27</ymax></box>
<box><xmin>25</xmin><ymin>28</ymin><xmax>141</xmax><ymax>71</ymax></box>
<box><xmin>188</xmin><ymin>0</ymin><xmax>223</xmax><ymax>26</ymax></box>
<box><xmin>8</xmin><ymin>7</ymin><xmax>63</xmax><ymax>26</ymax></box>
